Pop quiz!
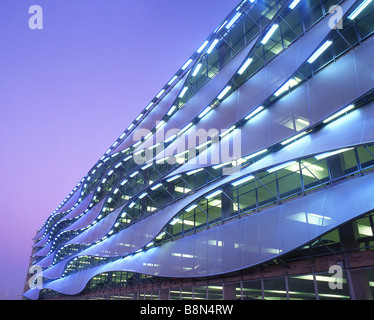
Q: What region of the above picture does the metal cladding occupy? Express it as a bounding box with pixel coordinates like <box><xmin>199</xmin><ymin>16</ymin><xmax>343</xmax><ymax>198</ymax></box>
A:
<box><xmin>25</xmin><ymin>0</ymin><xmax>374</xmax><ymax>300</ymax></box>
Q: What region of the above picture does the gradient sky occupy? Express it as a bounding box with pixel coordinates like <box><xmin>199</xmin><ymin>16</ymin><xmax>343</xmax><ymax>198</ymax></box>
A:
<box><xmin>0</xmin><ymin>0</ymin><xmax>240</xmax><ymax>299</ymax></box>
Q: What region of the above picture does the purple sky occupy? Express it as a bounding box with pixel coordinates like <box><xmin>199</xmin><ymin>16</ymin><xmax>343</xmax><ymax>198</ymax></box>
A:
<box><xmin>0</xmin><ymin>0</ymin><xmax>239</xmax><ymax>299</ymax></box>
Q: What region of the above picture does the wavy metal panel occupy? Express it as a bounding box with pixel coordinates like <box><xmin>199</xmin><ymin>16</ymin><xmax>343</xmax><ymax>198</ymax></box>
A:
<box><xmin>24</xmin><ymin>170</ymin><xmax>374</xmax><ymax>299</ymax></box>
<box><xmin>153</xmin><ymin>37</ymin><xmax>258</xmax><ymax>160</ymax></box>
<box><xmin>167</xmin><ymin>34</ymin><xmax>374</xmax><ymax>176</ymax></box>
<box><xmin>33</xmin><ymin>192</ymin><xmax>94</xmax><ymax>249</ymax></box>
<box><xmin>33</xmin><ymin>243</ymin><xmax>52</xmax><ymax>257</ymax></box>
<box><xmin>64</xmin><ymin>198</ymin><xmax>105</xmax><ymax>232</ymax></box>
<box><xmin>66</xmin><ymin>203</ymin><xmax>125</xmax><ymax>246</ymax></box>
<box><xmin>42</xmin><ymin>100</ymin><xmax>374</xmax><ymax>279</ymax></box>
<box><xmin>112</xmin><ymin>72</ymin><xmax>188</xmax><ymax>154</ymax></box>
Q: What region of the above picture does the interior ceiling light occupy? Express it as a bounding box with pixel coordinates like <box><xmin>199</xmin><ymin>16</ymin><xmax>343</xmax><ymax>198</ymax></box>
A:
<box><xmin>348</xmin><ymin>0</ymin><xmax>372</xmax><ymax>20</ymax></box>
<box><xmin>307</xmin><ymin>40</ymin><xmax>333</xmax><ymax>63</ymax></box>
<box><xmin>261</xmin><ymin>24</ymin><xmax>279</xmax><ymax>45</ymax></box>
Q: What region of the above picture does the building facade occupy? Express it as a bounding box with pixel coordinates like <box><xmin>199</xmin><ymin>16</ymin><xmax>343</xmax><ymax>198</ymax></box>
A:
<box><xmin>24</xmin><ymin>0</ymin><xmax>374</xmax><ymax>300</ymax></box>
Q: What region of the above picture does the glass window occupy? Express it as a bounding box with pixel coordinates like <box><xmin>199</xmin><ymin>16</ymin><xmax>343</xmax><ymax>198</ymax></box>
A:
<box><xmin>281</xmin><ymin>10</ymin><xmax>303</xmax><ymax>46</ymax></box>
<box><xmin>311</xmin><ymin>229</ymin><xmax>341</xmax><ymax>257</ymax></box>
<box><xmin>138</xmin><ymin>291</ymin><xmax>146</xmax><ymax>300</ymax></box>
<box><xmin>333</xmin><ymin>25</ymin><xmax>359</xmax><ymax>58</ymax></box>
<box><xmin>340</xmin><ymin>148</ymin><xmax>359</xmax><ymax>175</ymax></box>
<box><xmin>207</xmin><ymin>196</ymin><xmax>222</xmax><ymax>226</ymax></box>
<box><xmin>327</xmin><ymin>148</ymin><xmax>358</xmax><ymax>180</ymax></box>
<box><xmin>357</xmin><ymin>145</ymin><xmax>374</xmax><ymax>171</ymax></box>
<box><xmin>169</xmin><ymin>288</ymin><xmax>181</xmax><ymax>300</ymax></box>
<box><xmin>241</xmin><ymin>280</ymin><xmax>262</xmax><ymax>300</ymax></box>
<box><xmin>207</xmin><ymin>285</ymin><xmax>223</xmax><ymax>300</ymax></box>
<box><xmin>170</xmin><ymin>214</ymin><xmax>183</xmax><ymax>237</ymax></box>
<box><xmin>229</xmin><ymin>18</ymin><xmax>246</xmax><ymax>53</ymax></box>
<box><xmin>143</xmin><ymin>290</ymin><xmax>152</xmax><ymax>300</ymax></box>
<box><xmin>195</xmin><ymin>206</ymin><xmax>208</xmax><ymax>230</ymax></box>
<box><xmin>357</xmin><ymin>9</ymin><xmax>374</xmax><ymax>39</ymax></box>
<box><xmin>182</xmin><ymin>211</ymin><xmax>196</xmax><ymax>236</ymax></box>
<box><xmin>151</xmin><ymin>290</ymin><xmax>160</xmax><ymax>300</ymax></box>
<box><xmin>262</xmin><ymin>26</ymin><xmax>283</xmax><ymax>63</ymax></box>
<box><xmin>367</xmin><ymin>268</ymin><xmax>374</xmax><ymax>299</ymax></box>
<box><xmin>315</xmin><ymin>271</ymin><xmax>350</xmax><ymax>299</ymax></box>
<box><xmin>277</xmin><ymin>164</ymin><xmax>302</xmax><ymax>199</ymax></box>
<box><xmin>301</xmin><ymin>157</ymin><xmax>329</xmax><ymax>191</ymax></box>
<box><xmin>234</xmin><ymin>176</ymin><xmax>256</xmax><ymax>198</ymax></box>
<box><xmin>180</xmin><ymin>287</ymin><xmax>193</xmax><ymax>300</ymax></box>
<box><xmin>193</xmin><ymin>286</ymin><xmax>207</xmax><ymax>300</ymax></box>
<box><xmin>256</xmin><ymin>180</ymin><xmax>278</xmax><ymax>208</ymax></box>
<box><xmin>288</xmin><ymin>275</ymin><xmax>317</xmax><ymax>300</ymax></box>
<box><xmin>301</xmin><ymin>0</ymin><xmax>324</xmax><ymax>30</ymax></box>
<box><xmin>125</xmin><ymin>292</ymin><xmax>134</xmax><ymax>300</ymax></box>
<box><xmin>221</xmin><ymin>187</ymin><xmax>236</xmax><ymax>219</ymax></box>
<box><xmin>356</xmin><ymin>216</ymin><xmax>374</xmax><ymax>250</ymax></box>
<box><xmin>263</xmin><ymin>277</ymin><xmax>288</xmax><ymax>300</ymax></box>
<box><xmin>236</xmin><ymin>187</ymin><xmax>256</xmax><ymax>214</ymax></box>
<box><xmin>244</xmin><ymin>14</ymin><xmax>261</xmax><ymax>44</ymax></box>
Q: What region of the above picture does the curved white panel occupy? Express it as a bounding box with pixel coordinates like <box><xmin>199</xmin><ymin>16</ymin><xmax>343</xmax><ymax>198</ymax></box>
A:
<box><xmin>126</xmin><ymin>173</ymin><xmax>374</xmax><ymax>278</ymax></box>
<box><xmin>40</xmin><ymin>204</ymin><xmax>126</xmax><ymax>272</ymax></box>
<box><xmin>33</xmin><ymin>189</ymin><xmax>86</xmax><ymax>247</ymax></box>
<box><xmin>36</xmin><ymin>252</ymin><xmax>54</xmax><ymax>268</ymax></box>
<box><xmin>309</xmin><ymin>54</ymin><xmax>358</xmax><ymax>124</ymax></box>
<box><xmin>170</xmin><ymin>99</ymin><xmax>374</xmax><ymax>181</ymax></box>
<box><xmin>62</xmin><ymin>192</ymin><xmax>94</xmax><ymax>221</ymax></box>
<box><xmin>56</xmin><ymin>185</ymin><xmax>83</xmax><ymax>214</ymax></box>
<box><xmin>39</xmin><ymin>100</ymin><xmax>374</xmax><ymax>279</ymax></box>
<box><xmin>34</xmin><ymin>243</ymin><xmax>52</xmax><ymax>257</ymax></box>
<box><xmin>155</xmin><ymin>0</ymin><xmax>357</xmax><ymax>164</ymax></box>
<box><xmin>153</xmin><ymin>36</ymin><xmax>258</xmax><ymax>160</ymax></box>
<box><xmin>43</xmin><ymin>174</ymin><xmax>251</xmax><ymax>280</ymax></box>
<box><xmin>66</xmin><ymin>203</ymin><xmax>126</xmax><ymax>246</ymax></box>
<box><xmin>64</xmin><ymin>198</ymin><xmax>106</xmax><ymax>232</ymax></box>
<box><xmin>25</xmin><ymin>0</ymin><xmax>372</xmax><ymax>301</ymax></box>
<box><xmin>41</xmin><ymin>200</ymin><xmax>185</xmax><ymax>279</ymax></box>
<box><xmin>42</xmin><ymin>259</ymin><xmax>66</xmax><ymax>279</ymax></box>
<box><xmin>34</xmin><ymin>194</ymin><xmax>98</xmax><ymax>259</ymax></box>
<box><xmin>33</xmin><ymin>226</ymin><xmax>45</xmax><ymax>241</ymax></box>
<box><xmin>112</xmin><ymin>73</ymin><xmax>188</xmax><ymax>154</ymax></box>
<box><xmin>24</xmin><ymin>170</ymin><xmax>374</xmax><ymax>299</ymax></box>
<box><xmin>33</xmin><ymin>192</ymin><xmax>94</xmax><ymax>249</ymax></box>
<box><xmin>33</xmin><ymin>231</ymin><xmax>50</xmax><ymax>248</ymax></box>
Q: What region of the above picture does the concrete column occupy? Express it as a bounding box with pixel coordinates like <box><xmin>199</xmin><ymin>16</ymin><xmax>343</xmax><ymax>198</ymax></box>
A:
<box><xmin>159</xmin><ymin>289</ymin><xmax>170</xmax><ymax>300</ymax></box>
<box><xmin>223</xmin><ymin>283</ymin><xmax>237</xmax><ymax>300</ymax></box>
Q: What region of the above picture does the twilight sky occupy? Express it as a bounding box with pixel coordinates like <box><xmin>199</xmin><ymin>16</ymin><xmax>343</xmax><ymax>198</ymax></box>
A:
<box><xmin>0</xmin><ymin>0</ymin><xmax>240</xmax><ymax>299</ymax></box>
